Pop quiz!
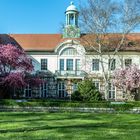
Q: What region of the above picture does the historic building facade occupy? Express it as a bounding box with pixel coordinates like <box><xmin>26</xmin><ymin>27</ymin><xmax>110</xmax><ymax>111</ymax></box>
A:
<box><xmin>0</xmin><ymin>2</ymin><xmax>140</xmax><ymax>100</ymax></box>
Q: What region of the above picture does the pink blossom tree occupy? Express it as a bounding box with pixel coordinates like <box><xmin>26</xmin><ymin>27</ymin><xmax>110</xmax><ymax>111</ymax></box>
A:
<box><xmin>113</xmin><ymin>65</ymin><xmax>140</xmax><ymax>100</ymax></box>
<box><xmin>0</xmin><ymin>44</ymin><xmax>34</xmax><ymax>98</ymax></box>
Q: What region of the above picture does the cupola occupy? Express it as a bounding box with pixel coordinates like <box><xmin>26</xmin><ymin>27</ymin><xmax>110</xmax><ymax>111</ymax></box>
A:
<box><xmin>63</xmin><ymin>2</ymin><xmax>80</xmax><ymax>38</ymax></box>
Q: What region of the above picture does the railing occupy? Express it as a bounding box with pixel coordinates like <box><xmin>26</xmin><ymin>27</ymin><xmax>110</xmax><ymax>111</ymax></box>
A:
<box><xmin>55</xmin><ymin>70</ymin><xmax>87</xmax><ymax>77</ymax></box>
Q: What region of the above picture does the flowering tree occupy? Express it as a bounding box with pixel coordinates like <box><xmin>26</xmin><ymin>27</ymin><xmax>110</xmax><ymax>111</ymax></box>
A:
<box><xmin>0</xmin><ymin>44</ymin><xmax>33</xmax><ymax>98</ymax></box>
<box><xmin>113</xmin><ymin>65</ymin><xmax>140</xmax><ymax>100</ymax></box>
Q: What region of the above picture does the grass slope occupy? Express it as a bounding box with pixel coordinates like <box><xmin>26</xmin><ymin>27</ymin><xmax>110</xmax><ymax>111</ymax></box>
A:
<box><xmin>0</xmin><ymin>112</ymin><xmax>139</xmax><ymax>140</ymax></box>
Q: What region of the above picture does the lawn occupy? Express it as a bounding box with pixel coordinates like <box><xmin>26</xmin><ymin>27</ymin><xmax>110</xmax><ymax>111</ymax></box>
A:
<box><xmin>0</xmin><ymin>112</ymin><xmax>139</xmax><ymax>140</ymax></box>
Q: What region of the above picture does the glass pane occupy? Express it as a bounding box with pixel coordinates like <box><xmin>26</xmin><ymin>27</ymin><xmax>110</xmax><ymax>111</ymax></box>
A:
<box><xmin>109</xmin><ymin>83</ymin><xmax>111</xmax><ymax>90</ymax></box>
<box><xmin>62</xmin><ymin>83</ymin><xmax>65</xmax><ymax>89</ymax></box>
<box><xmin>109</xmin><ymin>91</ymin><xmax>112</xmax><ymax>98</ymax></box>
<box><xmin>25</xmin><ymin>91</ymin><xmax>28</xmax><ymax>97</ymax></box>
<box><xmin>44</xmin><ymin>83</ymin><xmax>47</xmax><ymax>89</ymax></box>
<box><xmin>108</xmin><ymin>83</ymin><xmax>115</xmax><ymax>99</ymax></box>
<box><xmin>66</xmin><ymin>59</ymin><xmax>73</xmax><ymax>70</ymax></box>
<box><xmin>75</xmin><ymin>59</ymin><xmax>80</xmax><ymax>71</ymax></box>
<box><xmin>61</xmin><ymin>48</ymin><xmax>78</xmax><ymax>55</ymax></box>
<box><xmin>109</xmin><ymin>59</ymin><xmax>116</xmax><ymax>70</ymax></box>
<box><xmin>113</xmin><ymin>91</ymin><xmax>115</xmax><ymax>98</ymax></box>
<box><xmin>73</xmin><ymin>83</ymin><xmax>78</xmax><ymax>92</ymax></box>
<box><xmin>92</xmin><ymin>59</ymin><xmax>99</xmax><ymax>71</ymax></box>
<box><xmin>41</xmin><ymin>59</ymin><xmax>48</xmax><ymax>70</ymax></box>
<box><xmin>125</xmin><ymin>59</ymin><xmax>132</xmax><ymax>67</ymax></box>
<box><xmin>29</xmin><ymin>90</ymin><xmax>31</xmax><ymax>97</ymax></box>
<box><xmin>58</xmin><ymin>83</ymin><xmax>61</xmax><ymax>89</ymax></box>
<box><xmin>60</xmin><ymin>59</ymin><xmax>64</xmax><ymax>70</ymax></box>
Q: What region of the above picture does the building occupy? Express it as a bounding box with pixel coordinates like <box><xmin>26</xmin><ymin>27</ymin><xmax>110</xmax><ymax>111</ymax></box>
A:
<box><xmin>0</xmin><ymin>2</ymin><xmax>140</xmax><ymax>100</ymax></box>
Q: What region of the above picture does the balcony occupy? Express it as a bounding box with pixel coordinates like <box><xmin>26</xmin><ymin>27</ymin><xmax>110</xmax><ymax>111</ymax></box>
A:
<box><xmin>55</xmin><ymin>70</ymin><xmax>87</xmax><ymax>78</ymax></box>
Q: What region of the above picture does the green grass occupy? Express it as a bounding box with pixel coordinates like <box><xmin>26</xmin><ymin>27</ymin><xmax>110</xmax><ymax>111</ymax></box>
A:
<box><xmin>0</xmin><ymin>112</ymin><xmax>139</xmax><ymax>140</ymax></box>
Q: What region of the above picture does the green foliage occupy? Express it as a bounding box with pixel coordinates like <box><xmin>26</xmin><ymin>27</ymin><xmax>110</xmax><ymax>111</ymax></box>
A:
<box><xmin>72</xmin><ymin>79</ymin><xmax>102</xmax><ymax>101</ymax></box>
<box><xmin>110</xmin><ymin>103</ymin><xmax>135</xmax><ymax>111</ymax></box>
<box><xmin>0</xmin><ymin>99</ymin><xmax>140</xmax><ymax>111</ymax></box>
<box><xmin>71</xmin><ymin>91</ymin><xmax>83</xmax><ymax>101</ymax></box>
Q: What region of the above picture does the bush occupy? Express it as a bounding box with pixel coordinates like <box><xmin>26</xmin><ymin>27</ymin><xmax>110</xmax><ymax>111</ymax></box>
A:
<box><xmin>72</xmin><ymin>79</ymin><xmax>102</xmax><ymax>101</ymax></box>
<box><xmin>71</xmin><ymin>91</ymin><xmax>83</xmax><ymax>101</ymax></box>
<box><xmin>110</xmin><ymin>103</ymin><xmax>135</xmax><ymax>111</ymax></box>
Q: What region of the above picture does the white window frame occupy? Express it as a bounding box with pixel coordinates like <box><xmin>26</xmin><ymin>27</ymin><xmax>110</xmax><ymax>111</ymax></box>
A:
<box><xmin>75</xmin><ymin>59</ymin><xmax>80</xmax><ymax>71</ymax></box>
<box><xmin>58</xmin><ymin>82</ymin><xmax>66</xmax><ymax>98</ymax></box>
<box><xmin>108</xmin><ymin>83</ymin><xmax>116</xmax><ymax>99</ymax></box>
<box><xmin>92</xmin><ymin>59</ymin><xmax>99</xmax><ymax>71</ymax></box>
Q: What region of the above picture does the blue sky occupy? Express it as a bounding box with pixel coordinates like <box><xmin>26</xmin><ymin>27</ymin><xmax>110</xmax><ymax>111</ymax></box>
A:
<box><xmin>0</xmin><ymin>0</ymin><xmax>80</xmax><ymax>34</ymax></box>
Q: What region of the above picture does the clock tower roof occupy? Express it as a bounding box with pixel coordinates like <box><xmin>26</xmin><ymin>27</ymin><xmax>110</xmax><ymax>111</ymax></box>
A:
<box><xmin>66</xmin><ymin>1</ymin><xmax>78</xmax><ymax>12</ymax></box>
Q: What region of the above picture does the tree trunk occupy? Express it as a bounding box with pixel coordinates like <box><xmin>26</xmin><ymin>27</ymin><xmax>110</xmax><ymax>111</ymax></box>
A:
<box><xmin>104</xmin><ymin>82</ymin><xmax>109</xmax><ymax>100</ymax></box>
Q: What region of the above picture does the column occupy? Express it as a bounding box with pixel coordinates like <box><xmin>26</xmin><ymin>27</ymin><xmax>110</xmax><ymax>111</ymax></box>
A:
<box><xmin>66</xmin><ymin>14</ymin><xmax>68</xmax><ymax>25</ymax></box>
<box><xmin>68</xmin><ymin>14</ymin><xmax>70</xmax><ymax>25</ymax></box>
<box><xmin>74</xmin><ymin>14</ymin><xmax>76</xmax><ymax>26</ymax></box>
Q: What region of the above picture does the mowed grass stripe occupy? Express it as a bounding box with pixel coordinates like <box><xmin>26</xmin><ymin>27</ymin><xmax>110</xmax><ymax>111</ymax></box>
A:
<box><xmin>0</xmin><ymin>112</ymin><xmax>139</xmax><ymax>140</ymax></box>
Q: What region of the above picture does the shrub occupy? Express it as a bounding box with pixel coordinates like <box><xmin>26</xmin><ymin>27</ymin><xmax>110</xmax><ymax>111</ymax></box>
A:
<box><xmin>71</xmin><ymin>91</ymin><xmax>83</xmax><ymax>101</ymax></box>
<box><xmin>72</xmin><ymin>79</ymin><xmax>102</xmax><ymax>101</ymax></box>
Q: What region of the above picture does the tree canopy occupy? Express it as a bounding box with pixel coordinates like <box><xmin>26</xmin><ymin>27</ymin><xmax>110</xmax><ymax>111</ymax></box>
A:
<box><xmin>0</xmin><ymin>44</ymin><xmax>33</xmax><ymax>98</ymax></box>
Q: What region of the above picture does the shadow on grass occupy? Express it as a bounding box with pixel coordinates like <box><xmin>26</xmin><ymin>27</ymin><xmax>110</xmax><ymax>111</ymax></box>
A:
<box><xmin>0</xmin><ymin>112</ymin><xmax>103</xmax><ymax>124</ymax></box>
<box><xmin>0</xmin><ymin>122</ymin><xmax>139</xmax><ymax>134</ymax></box>
<box><xmin>2</xmin><ymin>112</ymin><xmax>45</xmax><ymax>117</ymax></box>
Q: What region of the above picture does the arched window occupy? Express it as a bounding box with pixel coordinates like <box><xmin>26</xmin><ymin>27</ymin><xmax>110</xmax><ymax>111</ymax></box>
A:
<box><xmin>60</xmin><ymin>48</ymin><xmax>78</xmax><ymax>56</ymax></box>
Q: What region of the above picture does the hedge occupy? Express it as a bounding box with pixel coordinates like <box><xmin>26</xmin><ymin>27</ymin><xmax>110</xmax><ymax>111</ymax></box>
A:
<box><xmin>0</xmin><ymin>99</ymin><xmax>140</xmax><ymax>111</ymax></box>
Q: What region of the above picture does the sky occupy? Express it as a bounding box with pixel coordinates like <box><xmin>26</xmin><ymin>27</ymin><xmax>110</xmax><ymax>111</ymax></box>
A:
<box><xmin>0</xmin><ymin>0</ymin><xmax>81</xmax><ymax>34</ymax></box>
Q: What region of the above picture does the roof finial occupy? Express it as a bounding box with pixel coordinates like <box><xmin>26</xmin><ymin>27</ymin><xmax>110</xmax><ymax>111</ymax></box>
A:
<box><xmin>70</xmin><ymin>1</ymin><xmax>74</xmax><ymax>5</ymax></box>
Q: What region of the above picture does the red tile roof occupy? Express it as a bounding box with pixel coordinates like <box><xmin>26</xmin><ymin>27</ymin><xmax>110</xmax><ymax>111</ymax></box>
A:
<box><xmin>0</xmin><ymin>33</ymin><xmax>140</xmax><ymax>51</ymax></box>
<box><xmin>9</xmin><ymin>34</ymin><xmax>62</xmax><ymax>51</ymax></box>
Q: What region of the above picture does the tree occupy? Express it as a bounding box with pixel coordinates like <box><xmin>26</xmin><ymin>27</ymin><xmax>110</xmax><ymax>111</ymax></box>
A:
<box><xmin>113</xmin><ymin>65</ymin><xmax>140</xmax><ymax>100</ymax></box>
<box><xmin>72</xmin><ymin>79</ymin><xmax>102</xmax><ymax>101</ymax></box>
<box><xmin>0</xmin><ymin>44</ymin><xmax>33</xmax><ymax>98</ymax></box>
<box><xmin>71</xmin><ymin>90</ymin><xmax>83</xmax><ymax>101</ymax></box>
<box><xmin>80</xmin><ymin>0</ymin><xmax>140</xmax><ymax>99</ymax></box>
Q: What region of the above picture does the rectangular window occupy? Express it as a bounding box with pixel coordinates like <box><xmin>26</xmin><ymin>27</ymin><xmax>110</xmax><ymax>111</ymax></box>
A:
<box><xmin>75</xmin><ymin>59</ymin><xmax>80</xmax><ymax>71</ymax></box>
<box><xmin>108</xmin><ymin>83</ymin><xmax>115</xmax><ymax>99</ymax></box>
<box><xmin>24</xmin><ymin>84</ymin><xmax>32</xmax><ymax>98</ymax></box>
<box><xmin>125</xmin><ymin>59</ymin><xmax>132</xmax><ymax>67</ymax></box>
<box><xmin>41</xmin><ymin>83</ymin><xmax>48</xmax><ymax>98</ymax></box>
<box><xmin>58</xmin><ymin>82</ymin><xmax>66</xmax><ymax>98</ymax></box>
<box><xmin>109</xmin><ymin>59</ymin><xmax>116</xmax><ymax>70</ymax></box>
<box><xmin>59</xmin><ymin>59</ymin><xmax>64</xmax><ymax>70</ymax></box>
<box><xmin>66</xmin><ymin>59</ymin><xmax>73</xmax><ymax>71</ymax></box>
<box><xmin>72</xmin><ymin>83</ymin><xmax>78</xmax><ymax>92</ymax></box>
<box><xmin>92</xmin><ymin>59</ymin><xmax>99</xmax><ymax>71</ymax></box>
<box><xmin>41</xmin><ymin>59</ymin><xmax>48</xmax><ymax>70</ymax></box>
<box><xmin>93</xmin><ymin>81</ymin><xmax>100</xmax><ymax>91</ymax></box>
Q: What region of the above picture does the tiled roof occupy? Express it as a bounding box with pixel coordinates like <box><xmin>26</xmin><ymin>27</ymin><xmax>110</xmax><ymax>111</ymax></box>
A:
<box><xmin>0</xmin><ymin>33</ymin><xmax>140</xmax><ymax>51</ymax></box>
<box><xmin>80</xmin><ymin>33</ymin><xmax>140</xmax><ymax>51</ymax></box>
<box><xmin>0</xmin><ymin>34</ymin><xmax>63</xmax><ymax>51</ymax></box>
<box><xmin>10</xmin><ymin>34</ymin><xmax>63</xmax><ymax>51</ymax></box>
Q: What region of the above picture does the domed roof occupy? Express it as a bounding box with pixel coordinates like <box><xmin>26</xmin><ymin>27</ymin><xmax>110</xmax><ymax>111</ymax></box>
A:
<box><xmin>66</xmin><ymin>2</ymin><xmax>78</xmax><ymax>12</ymax></box>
